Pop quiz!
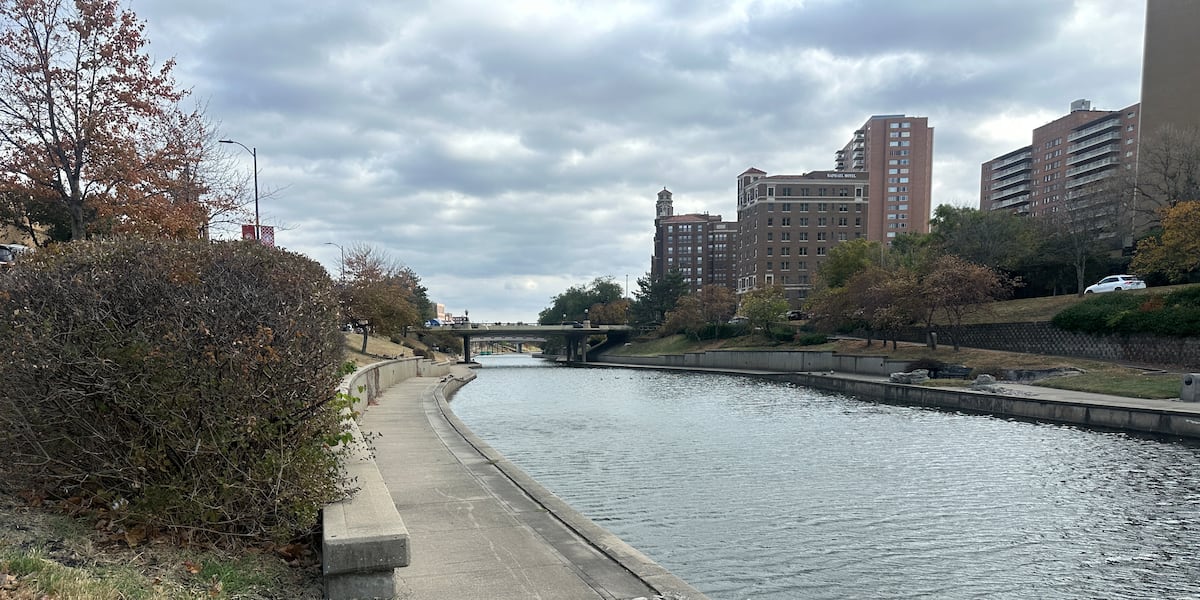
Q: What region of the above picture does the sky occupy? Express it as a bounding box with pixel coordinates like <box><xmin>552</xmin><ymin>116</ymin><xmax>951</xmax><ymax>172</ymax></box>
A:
<box><xmin>130</xmin><ymin>0</ymin><xmax>1146</xmax><ymax>323</ymax></box>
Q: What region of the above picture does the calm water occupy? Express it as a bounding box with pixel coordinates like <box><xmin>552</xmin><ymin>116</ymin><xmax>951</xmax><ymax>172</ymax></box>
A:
<box><xmin>450</xmin><ymin>355</ymin><xmax>1200</xmax><ymax>600</ymax></box>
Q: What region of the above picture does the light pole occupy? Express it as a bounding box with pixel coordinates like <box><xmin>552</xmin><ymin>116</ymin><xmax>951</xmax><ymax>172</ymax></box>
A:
<box><xmin>219</xmin><ymin>139</ymin><xmax>259</xmax><ymax>240</ymax></box>
<box><xmin>324</xmin><ymin>242</ymin><xmax>344</xmax><ymax>281</ymax></box>
<box><xmin>625</xmin><ymin>274</ymin><xmax>629</xmax><ymax>299</ymax></box>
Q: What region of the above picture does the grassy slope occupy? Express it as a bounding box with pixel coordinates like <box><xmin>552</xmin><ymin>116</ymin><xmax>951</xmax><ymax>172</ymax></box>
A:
<box><xmin>610</xmin><ymin>286</ymin><xmax>1200</xmax><ymax>400</ymax></box>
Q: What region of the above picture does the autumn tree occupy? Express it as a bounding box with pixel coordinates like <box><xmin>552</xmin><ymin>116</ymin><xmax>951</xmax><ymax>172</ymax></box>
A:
<box><xmin>739</xmin><ymin>285</ymin><xmax>788</xmax><ymax>338</ymax></box>
<box><xmin>661</xmin><ymin>285</ymin><xmax>736</xmax><ymax>340</ymax></box>
<box><xmin>1130</xmin><ymin>201</ymin><xmax>1200</xmax><ymax>283</ymax></box>
<box><xmin>923</xmin><ymin>255</ymin><xmax>1016</xmax><ymax>351</ymax></box>
<box><xmin>339</xmin><ymin>243</ymin><xmax>429</xmax><ymax>342</ymax></box>
<box><xmin>0</xmin><ymin>0</ymin><xmax>237</xmax><ymax>241</ymax></box>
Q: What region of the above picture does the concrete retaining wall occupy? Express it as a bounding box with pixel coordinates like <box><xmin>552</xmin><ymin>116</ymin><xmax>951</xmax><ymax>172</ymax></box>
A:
<box><xmin>778</xmin><ymin>372</ymin><xmax>1200</xmax><ymax>439</ymax></box>
<box><xmin>600</xmin><ymin>349</ymin><xmax>910</xmax><ymax>376</ymax></box>
<box><xmin>323</xmin><ymin>357</ymin><xmax>451</xmax><ymax>600</ymax></box>
<box><xmin>596</xmin><ymin>351</ymin><xmax>1200</xmax><ymax>440</ymax></box>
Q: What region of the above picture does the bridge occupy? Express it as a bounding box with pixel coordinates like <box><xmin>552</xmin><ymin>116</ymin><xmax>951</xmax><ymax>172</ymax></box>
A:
<box><xmin>434</xmin><ymin>323</ymin><xmax>632</xmax><ymax>363</ymax></box>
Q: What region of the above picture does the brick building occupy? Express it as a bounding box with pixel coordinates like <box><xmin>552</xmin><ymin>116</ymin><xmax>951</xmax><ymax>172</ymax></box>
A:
<box><xmin>650</xmin><ymin>188</ymin><xmax>736</xmax><ymax>294</ymax></box>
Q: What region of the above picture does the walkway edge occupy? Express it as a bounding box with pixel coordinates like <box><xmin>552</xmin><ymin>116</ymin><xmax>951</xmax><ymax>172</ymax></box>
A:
<box><xmin>434</xmin><ymin>370</ymin><xmax>711</xmax><ymax>600</ymax></box>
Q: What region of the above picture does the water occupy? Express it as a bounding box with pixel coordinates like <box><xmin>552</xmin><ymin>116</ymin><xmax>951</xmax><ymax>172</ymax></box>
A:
<box><xmin>450</xmin><ymin>355</ymin><xmax>1200</xmax><ymax>599</ymax></box>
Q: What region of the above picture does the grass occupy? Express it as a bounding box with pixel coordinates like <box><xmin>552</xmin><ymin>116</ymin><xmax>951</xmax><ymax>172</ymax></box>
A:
<box><xmin>610</xmin><ymin>333</ymin><xmax>1185</xmax><ymax>400</ymax></box>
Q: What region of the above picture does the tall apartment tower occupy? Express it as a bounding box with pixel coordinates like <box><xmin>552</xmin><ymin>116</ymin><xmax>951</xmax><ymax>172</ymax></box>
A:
<box><xmin>835</xmin><ymin>114</ymin><xmax>934</xmax><ymax>241</ymax></box>
<box><xmin>981</xmin><ymin>99</ymin><xmax>1140</xmax><ymax>236</ymax></box>
<box><xmin>1140</xmin><ymin>0</ymin><xmax>1200</xmax><ymax>142</ymax></box>
<box><xmin>650</xmin><ymin>188</ymin><xmax>735</xmax><ymax>294</ymax></box>
<box><xmin>734</xmin><ymin>167</ymin><xmax>868</xmax><ymax>306</ymax></box>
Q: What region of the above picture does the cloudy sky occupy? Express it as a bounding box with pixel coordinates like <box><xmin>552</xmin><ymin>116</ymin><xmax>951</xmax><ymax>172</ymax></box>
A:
<box><xmin>131</xmin><ymin>0</ymin><xmax>1145</xmax><ymax>323</ymax></box>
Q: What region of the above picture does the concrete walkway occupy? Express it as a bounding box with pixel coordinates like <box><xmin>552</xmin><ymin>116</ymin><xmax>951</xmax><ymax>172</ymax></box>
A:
<box><xmin>359</xmin><ymin>368</ymin><xmax>708</xmax><ymax>600</ymax></box>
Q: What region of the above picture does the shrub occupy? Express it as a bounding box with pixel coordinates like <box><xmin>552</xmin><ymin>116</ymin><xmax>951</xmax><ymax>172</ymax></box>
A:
<box><xmin>0</xmin><ymin>238</ymin><xmax>352</xmax><ymax>543</ymax></box>
<box><xmin>793</xmin><ymin>332</ymin><xmax>829</xmax><ymax>346</ymax></box>
<box><xmin>1052</xmin><ymin>287</ymin><xmax>1200</xmax><ymax>337</ymax></box>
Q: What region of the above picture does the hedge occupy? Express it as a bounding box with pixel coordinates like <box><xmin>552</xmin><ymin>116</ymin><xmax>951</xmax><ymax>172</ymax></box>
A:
<box><xmin>0</xmin><ymin>238</ymin><xmax>352</xmax><ymax>543</ymax></box>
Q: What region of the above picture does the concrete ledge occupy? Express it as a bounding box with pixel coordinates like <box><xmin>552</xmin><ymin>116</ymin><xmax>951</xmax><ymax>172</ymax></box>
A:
<box><xmin>322</xmin><ymin>418</ymin><xmax>409</xmax><ymax>599</ymax></box>
<box><xmin>322</xmin><ymin>358</ymin><xmax>454</xmax><ymax>600</ymax></box>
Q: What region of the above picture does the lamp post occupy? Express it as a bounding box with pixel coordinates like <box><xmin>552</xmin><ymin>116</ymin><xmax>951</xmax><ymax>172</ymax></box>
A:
<box><xmin>219</xmin><ymin>139</ymin><xmax>259</xmax><ymax>240</ymax></box>
<box><xmin>324</xmin><ymin>242</ymin><xmax>344</xmax><ymax>281</ymax></box>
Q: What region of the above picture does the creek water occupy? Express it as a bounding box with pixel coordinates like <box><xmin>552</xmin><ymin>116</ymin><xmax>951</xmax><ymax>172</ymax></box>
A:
<box><xmin>449</xmin><ymin>354</ymin><xmax>1200</xmax><ymax>599</ymax></box>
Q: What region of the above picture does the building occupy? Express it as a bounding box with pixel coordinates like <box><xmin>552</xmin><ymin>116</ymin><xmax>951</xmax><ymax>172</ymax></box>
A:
<box><xmin>734</xmin><ymin>168</ymin><xmax>869</xmax><ymax>305</ymax></box>
<box><xmin>1139</xmin><ymin>0</ymin><xmax>1200</xmax><ymax>143</ymax></box>
<box><xmin>981</xmin><ymin>99</ymin><xmax>1140</xmax><ymax>238</ymax></box>
<box><xmin>650</xmin><ymin>188</ymin><xmax>736</xmax><ymax>294</ymax></box>
<box><xmin>835</xmin><ymin>114</ymin><xmax>934</xmax><ymax>241</ymax></box>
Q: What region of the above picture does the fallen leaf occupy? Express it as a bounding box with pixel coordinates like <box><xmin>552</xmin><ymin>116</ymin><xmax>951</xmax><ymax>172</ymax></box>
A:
<box><xmin>208</xmin><ymin>575</ymin><xmax>223</xmax><ymax>597</ymax></box>
<box><xmin>183</xmin><ymin>561</ymin><xmax>202</xmax><ymax>574</ymax></box>
<box><xmin>124</xmin><ymin>525</ymin><xmax>148</xmax><ymax>547</ymax></box>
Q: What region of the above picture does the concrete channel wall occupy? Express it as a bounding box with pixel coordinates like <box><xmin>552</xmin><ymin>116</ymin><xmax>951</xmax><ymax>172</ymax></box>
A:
<box><xmin>596</xmin><ymin>349</ymin><xmax>1200</xmax><ymax>440</ymax></box>
<box><xmin>322</xmin><ymin>357</ymin><xmax>452</xmax><ymax>600</ymax></box>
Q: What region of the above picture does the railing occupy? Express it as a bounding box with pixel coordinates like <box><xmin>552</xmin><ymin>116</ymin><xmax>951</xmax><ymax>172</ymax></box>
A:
<box><xmin>1068</xmin><ymin>117</ymin><xmax>1120</xmax><ymax>142</ymax></box>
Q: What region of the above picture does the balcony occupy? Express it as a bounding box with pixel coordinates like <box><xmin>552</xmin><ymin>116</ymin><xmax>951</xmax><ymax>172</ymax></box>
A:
<box><xmin>1067</xmin><ymin>143</ymin><xmax>1119</xmax><ymax>165</ymax></box>
<box><xmin>990</xmin><ymin>185</ymin><xmax>1030</xmax><ymax>202</ymax></box>
<box><xmin>991</xmin><ymin>150</ymin><xmax>1032</xmax><ymax>170</ymax></box>
<box><xmin>1068</xmin><ymin>131</ymin><xmax>1123</xmax><ymax>153</ymax></box>
<box><xmin>991</xmin><ymin>161</ymin><xmax>1033</xmax><ymax>181</ymax></box>
<box><xmin>991</xmin><ymin>194</ymin><xmax>1031</xmax><ymax>210</ymax></box>
<box><xmin>1066</xmin><ymin>156</ymin><xmax>1120</xmax><ymax>178</ymax></box>
<box><xmin>1066</xmin><ymin>170</ymin><xmax>1114</xmax><ymax>189</ymax></box>
<box><xmin>1067</xmin><ymin>117</ymin><xmax>1121</xmax><ymax>142</ymax></box>
<box><xmin>991</xmin><ymin>176</ymin><xmax>1031</xmax><ymax>191</ymax></box>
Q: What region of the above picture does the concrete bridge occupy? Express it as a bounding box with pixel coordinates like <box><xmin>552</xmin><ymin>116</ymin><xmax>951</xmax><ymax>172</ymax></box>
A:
<box><xmin>437</xmin><ymin>323</ymin><xmax>632</xmax><ymax>363</ymax></box>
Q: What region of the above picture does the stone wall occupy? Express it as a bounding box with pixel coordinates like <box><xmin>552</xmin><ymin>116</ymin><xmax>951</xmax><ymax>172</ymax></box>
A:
<box><xmin>891</xmin><ymin>322</ymin><xmax>1200</xmax><ymax>368</ymax></box>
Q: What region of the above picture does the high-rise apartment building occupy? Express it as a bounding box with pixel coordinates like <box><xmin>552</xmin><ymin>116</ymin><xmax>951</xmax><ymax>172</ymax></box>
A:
<box><xmin>1140</xmin><ymin>0</ymin><xmax>1200</xmax><ymax>142</ymax></box>
<box><xmin>835</xmin><ymin>114</ymin><xmax>934</xmax><ymax>241</ymax></box>
<box><xmin>981</xmin><ymin>99</ymin><xmax>1140</xmax><ymax>236</ymax></box>
<box><xmin>650</xmin><ymin>188</ymin><xmax>736</xmax><ymax>294</ymax></box>
<box><xmin>734</xmin><ymin>168</ymin><xmax>868</xmax><ymax>305</ymax></box>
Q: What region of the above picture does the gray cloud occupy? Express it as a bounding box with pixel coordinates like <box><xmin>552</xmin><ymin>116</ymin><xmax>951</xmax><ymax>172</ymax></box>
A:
<box><xmin>132</xmin><ymin>0</ymin><xmax>1145</xmax><ymax>322</ymax></box>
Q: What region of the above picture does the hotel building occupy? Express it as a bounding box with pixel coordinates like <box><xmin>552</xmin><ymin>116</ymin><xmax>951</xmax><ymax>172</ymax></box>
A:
<box><xmin>734</xmin><ymin>168</ymin><xmax>868</xmax><ymax>305</ymax></box>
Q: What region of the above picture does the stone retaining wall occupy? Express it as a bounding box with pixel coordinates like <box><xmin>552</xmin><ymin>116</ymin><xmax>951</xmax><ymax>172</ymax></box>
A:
<box><xmin>890</xmin><ymin>322</ymin><xmax>1200</xmax><ymax>368</ymax></box>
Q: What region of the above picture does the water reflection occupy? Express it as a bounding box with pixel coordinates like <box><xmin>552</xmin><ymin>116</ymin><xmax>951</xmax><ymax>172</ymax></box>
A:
<box><xmin>451</xmin><ymin>355</ymin><xmax>1200</xmax><ymax>599</ymax></box>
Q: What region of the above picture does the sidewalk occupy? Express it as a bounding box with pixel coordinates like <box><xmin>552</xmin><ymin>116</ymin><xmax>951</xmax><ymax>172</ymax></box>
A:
<box><xmin>359</xmin><ymin>369</ymin><xmax>708</xmax><ymax>600</ymax></box>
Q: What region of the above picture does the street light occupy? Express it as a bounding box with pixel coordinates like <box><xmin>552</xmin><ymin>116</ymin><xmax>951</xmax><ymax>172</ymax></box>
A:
<box><xmin>324</xmin><ymin>242</ymin><xmax>344</xmax><ymax>281</ymax></box>
<box><xmin>219</xmin><ymin>139</ymin><xmax>259</xmax><ymax>240</ymax></box>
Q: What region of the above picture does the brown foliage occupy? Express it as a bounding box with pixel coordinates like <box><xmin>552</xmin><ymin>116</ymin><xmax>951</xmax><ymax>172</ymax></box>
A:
<box><xmin>0</xmin><ymin>0</ymin><xmax>241</xmax><ymax>241</ymax></box>
<box><xmin>0</xmin><ymin>238</ymin><xmax>352</xmax><ymax>543</ymax></box>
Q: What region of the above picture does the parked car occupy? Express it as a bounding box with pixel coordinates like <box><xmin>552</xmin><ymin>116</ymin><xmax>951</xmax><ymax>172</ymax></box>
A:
<box><xmin>1084</xmin><ymin>274</ymin><xmax>1147</xmax><ymax>294</ymax></box>
<box><xmin>0</xmin><ymin>244</ymin><xmax>29</xmax><ymax>266</ymax></box>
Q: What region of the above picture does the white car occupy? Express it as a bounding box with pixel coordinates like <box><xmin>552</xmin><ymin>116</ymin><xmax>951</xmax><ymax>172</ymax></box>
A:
<box><xmin>1084</xmin><ymin>274</ymin><xmax>1147</xmax><ymax>294</ymax></box>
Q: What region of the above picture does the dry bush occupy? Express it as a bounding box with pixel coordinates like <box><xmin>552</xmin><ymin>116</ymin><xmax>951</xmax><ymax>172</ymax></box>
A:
<box><xmin>0</xmin><ymin>238</ymin><xmax>351</xmax><ymax>543</ymax></box>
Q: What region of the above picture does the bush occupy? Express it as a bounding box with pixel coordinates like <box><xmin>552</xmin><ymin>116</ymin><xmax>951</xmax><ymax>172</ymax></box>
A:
<box><xmin>1052</xmin><ymin>287</ymin><xmax>1200</xmax><ymax>336</ymax></box>
<box><xmin>793</xmin><ymin>332</ymin><xmax>829</xmax><ymax>346</ymax></box>
<box><xmin>0</xmin><ymin>238</ymin><xmax>352</xmax><ymax>543</ymax></box>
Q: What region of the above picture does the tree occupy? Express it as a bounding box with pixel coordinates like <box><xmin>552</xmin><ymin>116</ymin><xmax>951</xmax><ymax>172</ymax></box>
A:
<box><xmin>817</xmin><ymin>237</ymin><xmax>885</xmax><ymax>288</ymax></box>
<box><xmin>1134</xmin><ymin>124</ymin><xmax>1200</xmax><ymax>215</ymax></box>
<box><xmin>339</xmin><ymin>243</ymin><xmax>428</xmax><ymax>342</ymax></box>
<box><xmin>923</xmin><ymin>255</ymin><xmax>1015</xmax><ymax>351</ymax></box>
<box><xmin>739</xmin><ymin>285</ymin><xmax>788</xmax><ymax>339</ymax></box>
<box><xmin>628</xmin><ymin>271</ymin><xmax>688</xmax><ymax>327</ymax></box>
<box><xmin>1131</xmin><ymin>201</ymin><xmax>1200</xmax><ymax>283</ymax></box>
<box><xmin>661</xmin><ymin>285</ymin><xmax>736</xmax><ymax>340</ymax></box>
<box><xmin>847</xmin><ymin>266</ymin><xmax>922</xmax><ymax>350</ymax></box>
<box><xmin>0</xmin><ymin>0</ymin><xmax>224</xmax><ymax>240</ymax></box>
<box><xmin>929</xmin><ymin>205</ymin><xmax>1036</xmax><ymax>272</ymax></box>
<box><xmin>537</xmin><ymin>276</ymin><xmax>623</xmax><ymax>324</ymax></box>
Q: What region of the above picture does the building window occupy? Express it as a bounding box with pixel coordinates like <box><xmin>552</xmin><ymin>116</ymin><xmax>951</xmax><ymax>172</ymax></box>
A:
<box><xmin>798</xmin><ymin>203</ymin><xmax>809</xmax><ymax>211</ymax></box>
<box><xmin>816</xmin><ymin>247</ymin><xmax>826</xmax><ymax>256</ymax></box>
<box><xmin>798</xmin><ymin>247</ymin><xmax>808</xmax><ymax>256</ymax></box>
<box><xmin>781</xmin><ymin>217</ymin><xmax>791</xmax><ymax>226</ymax></box>
<box><xmin>798</xmin><ymin>232</ymin><xmax>808</xmax><ymax>241</ymax></box>
<box><xmin>782</xmin><ymin>203</ymin><xmax>791</xmax><ymax>211</ymax></box>
<box><xmin>817</xmin><ymin>232</ymin><xmax>827</xmax><ymax>241</ymax></box>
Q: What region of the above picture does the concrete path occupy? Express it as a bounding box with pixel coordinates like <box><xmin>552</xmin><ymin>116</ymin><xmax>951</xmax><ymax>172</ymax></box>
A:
<box><xmin>359</xmin><ymin>369</ymin><xmax>707</xmax><ymax>600</ymax></box>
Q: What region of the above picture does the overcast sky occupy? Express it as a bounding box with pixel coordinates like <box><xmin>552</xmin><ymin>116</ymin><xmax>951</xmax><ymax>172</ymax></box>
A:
<box><xmin>131</xmin><ymin>0</ymin><xmax>1146</xmax><ymax>323</ymax></box>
